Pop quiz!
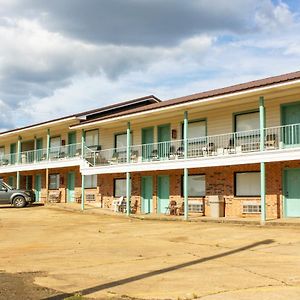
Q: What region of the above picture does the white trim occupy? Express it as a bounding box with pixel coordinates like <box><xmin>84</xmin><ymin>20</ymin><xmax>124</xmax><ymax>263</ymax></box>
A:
<box><xmin>70</xmin><ymin>79</ymin><xmax>300</xmax><ymax>129</ymax></box>
<box><xmin>0</xmin><ymin>117</ymin><xmax>78</xmax><ymax>138</ymax></box>
<box><xmin>80</xmin><ymin>147</ymin><xmax>300</xmax><ymax>175</ymax></box>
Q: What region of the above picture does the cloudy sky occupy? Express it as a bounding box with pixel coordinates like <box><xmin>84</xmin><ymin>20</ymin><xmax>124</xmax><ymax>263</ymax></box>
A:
<box><xmin>0</xmin><ymin>0</ymin><xmax>299</xmax><ymax>131</ymax></box>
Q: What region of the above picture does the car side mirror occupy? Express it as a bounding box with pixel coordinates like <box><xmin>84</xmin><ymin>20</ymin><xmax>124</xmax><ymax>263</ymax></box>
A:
<box><xmin>1</xmin><ymin>188</ymin><xmax>8</xmax><ymax>192</ymax></box>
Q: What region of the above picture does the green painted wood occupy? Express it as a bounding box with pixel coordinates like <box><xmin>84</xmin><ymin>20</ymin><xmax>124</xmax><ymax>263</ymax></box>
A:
<box><xmin>183</xmin><ymin>111</ymin><xmax>189</xmax><ymax>220</ymax></box>
<box><xmin>36</xmin><ymin>138</ymin><xmax>43</xmax><ymax>161</ymax></box>
<box><xmin>141</xmin><ymin>176</ymin><xmax>153</xmax><ymax>214</ymax></box>
<box><xmin>68</xmin><ymin>131</ymin><xmax>77</xmax><ymax>156</ymax></box>
<box><xmin>35</xmin><ymin>174</ymin><xmax>42</xmax><ymax>202</ymax></box>
<box><xmin>142</xmin><ymin>127</ymin><xmax>154</xmax><ymax>160</ymax></box>
<box><xmin>157</xmin><ymin>175</ymin><xmax>170</xmax><ymax>214</ymax></box>
<box><xmin>284</xmin><ymin>169</ymin><xmax>300</xmax><ymax>217</ymax></box>
<box><xmin>46</xmin><ymin>129</ymin><xmax>50</xmax><ymax>160</ymax></box>
<box><xmin>81</xmin><ymin>174</ymin><xmax>85</xmax><ymax>210</ymax></box>
<box><xmin>157</xmin><ymin>124</ymin><xmax>171</xmax><ymax>159</ymax></box>
<box><xmin>281</xmin><ymin>102</ymin><xmax>300</xmax><ymax>145</ymax></box>
<box><xmin>10</xmin><ymin>143</ymin><xmax>17</xmax><ymax>164</ymax></box>
<box><xmin>67</xmin><ymin>172</ymin><xmax>76</xmax><ymax>203</ymax></box>
<box><xmin>259</xmin><ymin>96</ymin><xmax>265</xmax><ymax>151</ymax></box>
<box><xmin>260</xmin><ymin>162</ymin><xmax>266</xmax><ymax>224</ymax></box>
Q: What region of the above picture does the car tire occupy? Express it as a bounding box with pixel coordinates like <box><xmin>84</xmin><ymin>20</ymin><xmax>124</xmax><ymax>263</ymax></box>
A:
<box><xmin>13</xmin><ymin>196</ymin><xmax>26</xmax><ymax>208</ymax></box>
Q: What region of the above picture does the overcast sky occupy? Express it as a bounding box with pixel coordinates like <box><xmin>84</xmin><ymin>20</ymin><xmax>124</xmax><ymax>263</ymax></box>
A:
<box><xmin>0</xmin><ymin>0</ymin><xmax>299</xmax><ymax>131</ymax></box>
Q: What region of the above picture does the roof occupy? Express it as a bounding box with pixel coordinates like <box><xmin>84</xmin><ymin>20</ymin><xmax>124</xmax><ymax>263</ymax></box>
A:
<box><xmin>73</xmin><ymin>70</ymin><xmax>300</xmax><ymax>127</ymax></box>
<box><xmin>0</xmin><ymin>95</ymin><xmax>161</xmax><ymax>136</ymax></box>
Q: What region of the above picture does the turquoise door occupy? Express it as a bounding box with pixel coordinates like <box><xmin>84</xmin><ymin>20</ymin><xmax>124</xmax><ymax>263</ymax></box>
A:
<box><xmin>36</xmin><ymin>138</ymin><xmax>43</xmax><ymax>161</ymax></box>
<box><xmin>281</xmin><ymin>103</ymin><xmax>300</xmax><ymax>146</ymax></box>
<box><xmin>67</xmin><ymin>172</ymin><xmax>76</xmax><ymax>202</ymax></box>
<box><xmin>68</xmin><ymin>132</ymin><xmax>77</xmax><ymax>157</ymax></box>
<box><xmin>141</xmin><ymin>176</ymin><xmax>153</xmax><ymax>213</ymax></box>
<box><xmin>10</xmin><ymin>143</ymin><xmax>17</xmax><ymax>164</ymax></box>
<box><xmin>157</xmin><ymin>175</ymin><xmax>170</xmax><ymax>214</ymax></box>
<box><xmin>157</xmin><ymin>124</ymin><xmax>171</xmax><ymax>159</ymax></box>
<box><xmin>284</xmin><ymin>169</ymin><xmax>300</xmax><ymax>217</ymax></box>
<box><xmin>35</xmin><ymin>174</ymin><xmax>42</xmax><ymax>202</ymax></box>
<box><xmin>142</xmin><ymin>127</ymin><xmax>154</xmax><ymax>161</ymax></box>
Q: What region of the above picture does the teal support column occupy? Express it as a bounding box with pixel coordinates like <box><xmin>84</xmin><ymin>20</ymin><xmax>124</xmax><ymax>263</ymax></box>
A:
<box><xmin>81</xmin><ymin>129</ymin><xmax>85</xmax><ymax>158</ymax></box>
<box><xmin>46</xmin><ymin>129</ymin><xmax>50</xmax><ymax>160</ymax></box>
<box><xmin>259</xmin><ymin>96</ymin><xmax>265</xmax><ymax>151</ymax></box>
<box><xmin>259</xmin><ymin>96</ymin><xmax>266</xmax><ymax>224</ymax></box>
<box><xmin>33</xmin><ymin>136</ymin><xmax>37</xmax><ymax>162</ymax></box>
<box><xmin>81</xmin><ymin>174</ymin><xmax>85</xmax><ymax>211</ymax></box>
<box><xmin>16</xmin><ymin>171</ymin><xmax>20</xmax><ymax>189</ymax></box>
<box><xmin>183</xmin><ymin>111</ymin><xmax>189</xmax><ymax>220</ymax></box>
<box><xmin>126</xmin><ymin>122</ymin><xmax>131</xmax><ymax>216</ymax></box>
<box><xmin>260</xmin><ymin>162</ymin><xmax>266</xmax><ymax>224</ymax></box>
<box><xmin>17</xmin><ymin>136</ymin><xmax>21</xmax><ymax>164</ymax></box>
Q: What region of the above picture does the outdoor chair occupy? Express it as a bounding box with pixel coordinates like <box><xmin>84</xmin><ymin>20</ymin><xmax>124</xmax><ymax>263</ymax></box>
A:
<box><xmin>130</xmin><ymin>150</ymin><xmax>139</xmax><ymax>162</ymax></box>
<box><xmin>110</xmin><ymin>152</ymin><xmax>119</xmax><ymax>164</ymax></box>
<box><xmin>176</xmin><ymin>146</ymin><xmax>184</xmax><ymax>158</ymax></box>
<box><xmin>169</xmin><ymin>146</ymin><xmax>176</xmax><ymax>159</ymax></box>
<box><xmin>112</xmin><ymin>196</ymin><xmax>124</xmax><ymax>212</ymax></box>
<box><xmin>202</xmin><ymin>142</ymin><xmax>216</xmax><ymax>156</ymax></box>
<box><xmin>165</xmin><ymin>200</ymin><xmax>177</xmax><ymax>215</ymax></box>
<box><xmin>130</xmin><ymin>200</ymin><xmax>139</xmax><ymax>214</ymax></box>
<box><xmin>176</xmin><ymin>202</ymin><xmax>184</xmax><ymax>216</ymax></box>
<box><xmin>265</xmin><ymin>134</ymin><xmax>277</xmax><ymax>149</ymax></box>
<box><xmin>151</xmin><ymin>149</ymin><xmax>159</xmax><ymax>161</ymax></box>
<box><xmin>224</xmin><ymin>138</ymin><xmax>235</xmax><ymax>154</ymax></box>
<box><xmin>48</xmin><ymin>190</ymin><xmax>61</xmax><ymax>203</ymax></box>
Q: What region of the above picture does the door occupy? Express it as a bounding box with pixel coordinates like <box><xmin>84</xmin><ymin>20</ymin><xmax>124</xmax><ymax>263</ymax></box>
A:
<box><xmin>284</xmin><ymin>169</ymin><xmax>300</xmax><ymax>217</ymax></box>
<box><xmin>281</xmin><ymin>103</ymin><xmax>300</xmax><ymax>146</ymax></box>
<box><xmin>141</xmin><ymin>176</ymin><xmax>153</xmax><ymax>214</ymax></box>
<box><xmin>10</xmin><ymin>143</ymin><xmax>17</xmax><ymax>164</ymax></box>
<box><xmin>35</xmin><ymin>174</ymin><xmax>42</xmax><ymax>202</ymax></box>
<box><xmin>67</xmin><ymin>172</ymin><xmax>76</xmax><ymax>202</ymax></box>
<box><xmin>157</xmin><ymin>175</ymin><xmax>170</xmax><ymax>214</ymax></box>
<box><xmin>68</xmin><ymin>132</ymin><xmax>77</xmax><ymax>157</ymax></box>
<box><xmin>36</xmin><ymin>138</ymin><xmax>43</xmax><ymax>161</ymax></box>
<box><xmin>142</xmin><ymin>127</ymin><xmax>154</xmax><ymax>161</ymax></box>
<box><xmin>157</xmin><ymin>124</ymin><xmax>171</xmax><ymax>159</ymax></box>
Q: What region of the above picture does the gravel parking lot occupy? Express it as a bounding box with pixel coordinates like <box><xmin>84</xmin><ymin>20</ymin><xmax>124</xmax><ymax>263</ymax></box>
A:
<box><xmin>0</xmin><ymin>205</ymin><xmax>300</xmax><ymax>300</ymax></box>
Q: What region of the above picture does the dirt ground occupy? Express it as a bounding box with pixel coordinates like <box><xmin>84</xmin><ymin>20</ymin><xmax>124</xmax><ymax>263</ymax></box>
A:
<box><xmin>0</xmin><ymin>205</ymin><xmax>300</xmax><ymax>300</ymax></box>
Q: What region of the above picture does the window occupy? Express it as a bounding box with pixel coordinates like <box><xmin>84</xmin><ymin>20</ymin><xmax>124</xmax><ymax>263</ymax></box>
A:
<box><xmin>85</xmin><ymin>129</ymin><xmax>99</xmax><ymax>148</ymax></box>
<box><xmin>50</xmin><ymin>137</ymin><xmax>61</xmax><ymax>149</ymax></box>
<box><xmin>235</xmin><ymin>111</ymin><xmax>259</xmax><ymax>132</ymax></box>
<box><xmin>115</xmin><ymin>133</ymin><xmax>127</xmax><ymax>149</ymax></box>
<box><xmin>182</xmin><ymin>120</ymin><xmax>206</xmax><ymax>139</ymax></box>
<box><xmin>49</xmin><ymin>174</ymin><xmax>60</xmax><ymax>189</ymax></box>
<box><xmin>0</xmin><ymin>147</ymin><xmax>5</xmax><ymax>157</ymax></box>
<box><xmin>8</xmin><ymin>176</ymin><xmax>15</xmax><ymax>188</ymax></box>
<box><xmin>235</xmin><ymin>172</ymin><xmax>260</xmax><ymax>197</ymax></box>
<box><xmin>182</xmin><ymin>175</ymin><xmax>206</xmax><ymax>197</ymax></box>
<box><xmin>85</xmin><ymin>175</ymin><xmax>97</xmax><ymax>189</ymax></box>
<box><xmin>114</xmin><ymin>178</ymin><xmax>126</xmax><ymax>197</ymax></box>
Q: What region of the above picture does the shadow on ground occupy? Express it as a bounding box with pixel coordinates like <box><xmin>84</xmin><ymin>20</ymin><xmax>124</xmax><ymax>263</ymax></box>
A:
<box><xmin>44</xmin><ymin>239</ymin><xmax>274</xmax><ymax>300</ymax></box>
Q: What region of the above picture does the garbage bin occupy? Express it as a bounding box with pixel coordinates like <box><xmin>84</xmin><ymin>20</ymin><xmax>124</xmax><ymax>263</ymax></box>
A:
<box><xmin>208</xmin><ymin>195</ymin><xmax>225</xmax><ymax>218</ymax></box>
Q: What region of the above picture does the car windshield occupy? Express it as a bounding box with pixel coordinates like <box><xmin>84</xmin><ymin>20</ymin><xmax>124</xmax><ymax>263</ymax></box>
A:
<box><xmin>1</xmin><ymin>181</ymin><xmax>12</xmax><ymax>190</ymax></box>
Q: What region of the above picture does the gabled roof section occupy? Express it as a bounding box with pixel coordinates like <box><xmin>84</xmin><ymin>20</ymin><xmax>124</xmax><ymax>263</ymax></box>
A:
<box><xmin>76</xmin><ymin>95</ymin><xmax>161</xmax><ymax>121</ymax></box>
<box><xmin>71</xmin><ymin>70</ymin><xmax>300</xmax><ymax>127</ymax></box>
<box><xmin>0</xmin><ymin>95</ymin><xmax>160</xmax><ymax>137</ymax></box>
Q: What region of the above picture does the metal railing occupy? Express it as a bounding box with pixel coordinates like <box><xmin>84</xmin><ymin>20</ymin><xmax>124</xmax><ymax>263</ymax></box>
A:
<box><xmin>84</xmin><ymin>123</ymin><xmax>300</xmax><ymax>167</ymax></box>
<box><xmin>0</xmin><ymin>143</ymin><xmax>83</xmax><ymax>167</ymax></box>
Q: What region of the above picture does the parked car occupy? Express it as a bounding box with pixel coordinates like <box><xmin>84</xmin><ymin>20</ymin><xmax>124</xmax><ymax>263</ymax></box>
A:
<box><xmin>0</xmin><ymin>180</ymin><xmax>36</xmax><ymax>207</ymax></box>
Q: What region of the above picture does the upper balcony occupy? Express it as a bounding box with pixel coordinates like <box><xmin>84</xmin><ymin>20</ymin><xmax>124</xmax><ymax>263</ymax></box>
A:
<box><xmin>0</xmin><ymin>143</ymin><xmax>84</xmax><ymax>172</ymax></box>
<box><xmin>82</xmin><ymin>122</ymin><xmax>300</xmax><ymax>174</ymax></box>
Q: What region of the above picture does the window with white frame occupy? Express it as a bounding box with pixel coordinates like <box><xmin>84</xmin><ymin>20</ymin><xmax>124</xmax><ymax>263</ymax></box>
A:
<box><xmin>183</xmin><ymin>120</ymin><xmax>206</xmax><ymax>139</ymax></box>
<box><xmin>49</xmin><ymin>174</ymin><xmax>60</xmax><ymax>190</ymax></box>
<box><xmin>235</xmin><ymin>111</ymin><xmax>259</xmax><ymax>132</ymax></box>
<box><xmin>235</xmin><ymin>172</ymin><xmax>260</xmax><ymax>197</ymax></box>
<box><xmin>50</xmin><ymin>137</ymin><xmax>61</xmax><ymax>150</ymax></box>
<box><xmin>182</xmin><ymin>175</ymin><xmax>206</xmax><ymax>197</ymax></box>
<box><xmin>85</xmin><ymin>175</ymin><xmax>97</xmax><ymax>189</ymax></box>
<box><xmin>115</xmin><ymin>133</ymin><xmax>127</xmax><ymax>149</ymax></box>
<box><xmin>114</xmin><ymin>178</ymin><xmax>126</xmax><ymax>197</ymax></box>
<box><xmin>85</xmin><ymin>129</ymin><xmax>99</xmax><ymax>147</ymax></box>
<box><xmin>0</xmin><ymin>147</ymin><xmax>5</xmax><ymax>157</ymax></box>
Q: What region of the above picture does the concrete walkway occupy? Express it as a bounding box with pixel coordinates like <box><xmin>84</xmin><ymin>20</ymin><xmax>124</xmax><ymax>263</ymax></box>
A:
<box><xmin>45</xmin><ymin>203</ymin><xmax>300</xmax><ymax>227</ymax></box>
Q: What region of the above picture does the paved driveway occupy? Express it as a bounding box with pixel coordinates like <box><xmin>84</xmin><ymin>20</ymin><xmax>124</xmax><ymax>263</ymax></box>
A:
<box><xmin>0</xmin><ymin>205</ymin><xmax>300</xmax><ymax>299</ymax></box>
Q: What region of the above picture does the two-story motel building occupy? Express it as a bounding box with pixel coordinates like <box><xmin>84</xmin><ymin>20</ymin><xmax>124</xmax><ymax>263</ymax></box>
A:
<box><xmin>1</xmin><ymin>71</ymin><xmax>300</xmax><ymax>223</ymax></box>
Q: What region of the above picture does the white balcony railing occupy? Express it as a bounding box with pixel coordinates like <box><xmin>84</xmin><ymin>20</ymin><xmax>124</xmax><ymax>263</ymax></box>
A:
<box><xmin>0</xmin><ymin>143</ymin><xmax>82</xmax><ymax>167</ymax></box>
<box><xmin>85</xmin><ymin>123</ymin><xmax>300</xmax><ymax>167</ymax></box>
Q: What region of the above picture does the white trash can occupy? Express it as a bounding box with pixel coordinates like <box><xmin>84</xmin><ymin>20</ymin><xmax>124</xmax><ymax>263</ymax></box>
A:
<box><xmin>208</xmin><ymin>195</ymin><xmax>225</xmax><ymax>218</ymax></box>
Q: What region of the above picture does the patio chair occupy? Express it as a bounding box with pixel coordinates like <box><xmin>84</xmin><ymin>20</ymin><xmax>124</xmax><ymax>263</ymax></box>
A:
<box><xmin>176</xmin><ymin>202</ymin><xmax>184</xmax><ymax>216</ymax></box>
<box><xmin>130</xmin><ymin>150</ymin><xmax>139</xmax><ymax>162</ymax></box>
<box><xmin>110</xmin><ymin>152</ymin><xmax>119</xmax><ymax>164</ymax></box>
<box><xmin>202</xmin><ymin>142</ymin><xmax>216</xmax><ymax>156</ymax></box>
<box><xmin>176</xmin><ymin>146</ymin><xmax>184</xmax><ymax>159</ymax></box>
<box><xmin>265</xmin><ymin>134</ymin><xmax>277</xmax><ymax>149</ymax></box>
<box><xmin>224</xmin><ymin>138</ymin><xmax>235</xmax><ymax>154</ymax></box>
<box><xmin>151</xmin><ymin>149</ymin><xmax>159</xmax><ymax>161</ymax></box>
<box><xmin>130</xmin><ymin>200</ymin><xmax>139</xmax><ymax>214</ymax></box>
<box><xmin>112</xmin><ymin>196</ymin><xmax>124</xmax><ymax>212</ymax></box>
<box><xmin>165</xmin><ymin>200</ymin><xmax>177</xmax><ymax>215</ymax></box>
